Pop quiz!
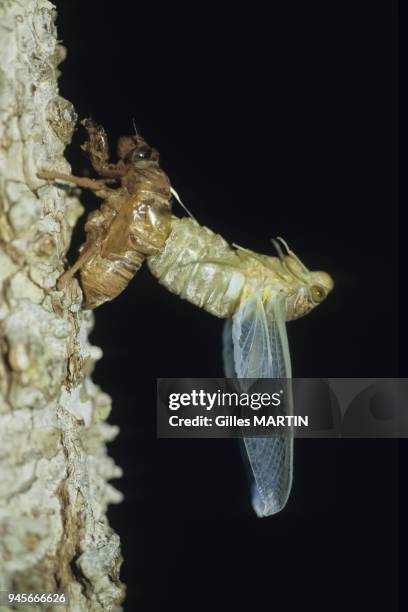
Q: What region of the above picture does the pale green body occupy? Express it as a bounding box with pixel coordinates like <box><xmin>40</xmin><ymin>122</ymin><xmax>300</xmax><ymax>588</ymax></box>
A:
<box><xmin>147</xmin><ymin>217</ymin><xmax>324</xmax><ymax>321</ymax></box>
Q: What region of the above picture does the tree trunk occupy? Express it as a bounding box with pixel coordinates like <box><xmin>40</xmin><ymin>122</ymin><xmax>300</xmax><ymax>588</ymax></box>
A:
<box><xmin>0</xmin><ymin>1</ymin><xmax>125</xmax><ymax>609</ymax></box>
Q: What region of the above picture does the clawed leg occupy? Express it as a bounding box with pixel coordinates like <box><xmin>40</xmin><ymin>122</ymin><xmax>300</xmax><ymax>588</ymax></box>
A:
<box><xmin>81</xmin><ymin>118</ymin><xmax>126</xmax><ymax>179</ymax></box>
<box><xmin>37</xmin><ymin>169</ymin><xmax>116</xmax><ymax>193</ymax></box>
<box><xmin>57</xmin><ymin>242</ymin><xmax>100</xmax><ymax>290</ymax></box>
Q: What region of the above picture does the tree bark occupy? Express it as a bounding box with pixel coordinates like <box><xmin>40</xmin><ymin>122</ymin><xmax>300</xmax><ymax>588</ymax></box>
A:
<box><xmin>0</xmin><ymin>1</ymin><xmax>125</xmax><ymax>609</ymax></box>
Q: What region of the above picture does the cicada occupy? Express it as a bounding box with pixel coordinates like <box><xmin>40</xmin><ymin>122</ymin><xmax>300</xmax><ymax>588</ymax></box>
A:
<box><xmin>38</xmin><ymin>119</ymin><xmax>173</xmax><ymax>308</ymax></box>
<box><xmin>148</xmin><ymin>217</ymin><xmax>333</xmax><ymax>516</ymax></box>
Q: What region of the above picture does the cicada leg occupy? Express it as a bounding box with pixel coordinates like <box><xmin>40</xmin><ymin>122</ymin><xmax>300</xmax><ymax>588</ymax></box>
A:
<box><xmin>81</xmin><ymin>118</ymin><xmax>126</xmax><ymax>179</ymax></box>
<box><xmin>37</xmin><ymin>169</ymin><xmax>116</xmax><ymax>193</ymax></box>
<box><xmin>57</xmin><ymin>242</ymin><xmax>100</xmax><ymax>290</ymax></box>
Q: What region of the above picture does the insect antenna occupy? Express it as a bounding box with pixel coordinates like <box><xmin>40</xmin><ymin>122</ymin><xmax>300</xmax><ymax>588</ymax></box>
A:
<box><xmin>131</xmin><ymin>117</ymin><xmax>140</xmax><ymax>139</ymax></box>
<box><xmin>170</xmin><ymin>187</ymin><xmax>197</xmax><ymax>221</ymax></box>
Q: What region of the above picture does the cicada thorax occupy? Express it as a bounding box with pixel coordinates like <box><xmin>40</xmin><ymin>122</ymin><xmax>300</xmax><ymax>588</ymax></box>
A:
<box><xmin>80</xmin><ymin>165</ymin><xmax>172</xmax><ymax>309</ymax></box>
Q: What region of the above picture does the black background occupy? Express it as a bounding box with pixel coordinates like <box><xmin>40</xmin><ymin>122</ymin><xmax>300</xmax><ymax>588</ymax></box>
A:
<box><xmin>54</xmin><ymin>1</ymin><xmax>398</xmax><ymax>610</ymax></box>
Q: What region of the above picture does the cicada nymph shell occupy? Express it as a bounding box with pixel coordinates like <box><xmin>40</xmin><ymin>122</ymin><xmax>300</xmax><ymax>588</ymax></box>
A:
<box><xmin>38</xmin><ymin>119</ymin><xmax>172</xmax><ymax>308</ymax></box>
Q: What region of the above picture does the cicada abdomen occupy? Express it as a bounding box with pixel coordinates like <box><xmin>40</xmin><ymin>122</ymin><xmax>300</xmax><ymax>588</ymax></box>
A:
<box><xmin>148</xmin><ymin>217</ymin><xmax>246</xmax><ymax>317</ymax></box>
<box><xmin>38</xmin><ymin>119</ymin><xmax>172</xmax><ymax>308</ymax></box>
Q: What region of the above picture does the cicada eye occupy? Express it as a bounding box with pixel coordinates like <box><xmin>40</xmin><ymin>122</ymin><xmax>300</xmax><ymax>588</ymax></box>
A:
<box><xmin>310</xmin><ymin>285</ymin><xmax>326</xmax><ymax>304</ymax></box>
<box><xmin>127</xmin><ymin>146</ymin><xmax>152</xmax><ymax>162</ymax></box>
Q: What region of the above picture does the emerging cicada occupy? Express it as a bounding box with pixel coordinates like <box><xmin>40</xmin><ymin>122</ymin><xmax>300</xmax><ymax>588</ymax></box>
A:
<box><xmin>148</xmin><ymin>217</ymin><xmax>334</xmax><ymax>516</ymax></box>
<box><xmin>38</xmin><ymin>119</ymin><xmax>173</xmax><ymax>308</ymax></box>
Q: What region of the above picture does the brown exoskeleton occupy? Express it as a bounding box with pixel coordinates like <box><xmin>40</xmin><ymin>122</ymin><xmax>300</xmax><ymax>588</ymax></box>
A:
<box><xmin>38</xmin><ymin>119</ymin><xmax>172</xmax><ymax>308</ymax></box>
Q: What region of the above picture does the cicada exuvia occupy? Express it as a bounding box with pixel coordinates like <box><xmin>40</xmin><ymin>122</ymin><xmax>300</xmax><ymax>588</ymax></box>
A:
<box><xmin>38</xmin><ymin>119</ymin><xmax>173</xmax><ymax>308</ymax></box>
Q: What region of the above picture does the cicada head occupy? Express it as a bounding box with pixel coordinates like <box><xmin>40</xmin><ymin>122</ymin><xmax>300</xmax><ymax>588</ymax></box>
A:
<box><xmin>117</xmin><ymin>134</ymin><xmax>160</xmax><ymax>164</ymax></box>
<box><xmin>271</xmin><ymin>237</ymin><xmax>334</xmax><ymax>319</ymax></box>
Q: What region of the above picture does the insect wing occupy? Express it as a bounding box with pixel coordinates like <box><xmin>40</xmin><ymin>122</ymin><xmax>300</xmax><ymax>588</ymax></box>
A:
<box><xmin>222</xmin><ymin>319</ymin><xmax>236</xmax><ymax>379</ymax></box>
<box><xmin>226</xmin><ymin>294</ymin><xmax>293</xmax><ymax>517</ymax></box>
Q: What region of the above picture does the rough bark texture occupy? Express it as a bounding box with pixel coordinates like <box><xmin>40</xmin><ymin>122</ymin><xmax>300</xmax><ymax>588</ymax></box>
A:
<box><xmin>0</xmin><ymin>1</ymin><xmax>125</xmax><ymax>609</ymax></box>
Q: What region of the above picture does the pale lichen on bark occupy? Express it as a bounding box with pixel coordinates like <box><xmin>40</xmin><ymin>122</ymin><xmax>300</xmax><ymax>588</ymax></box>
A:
<box><xmin>0</xmin><ymin>1</ymin><xmax>124</xmax><ymax>609</ymax></box>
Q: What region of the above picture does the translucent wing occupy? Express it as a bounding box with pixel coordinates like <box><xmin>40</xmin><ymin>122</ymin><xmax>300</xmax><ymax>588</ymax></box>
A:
<box><xmin>223</xmin><ymin>294</ymin><xmax>293</xmax><ymax>517</ymax></box>
<box><xmin>222</xmin><ymin>319</ymin><xmax>236</xmax><ymax>378</ymax></box>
